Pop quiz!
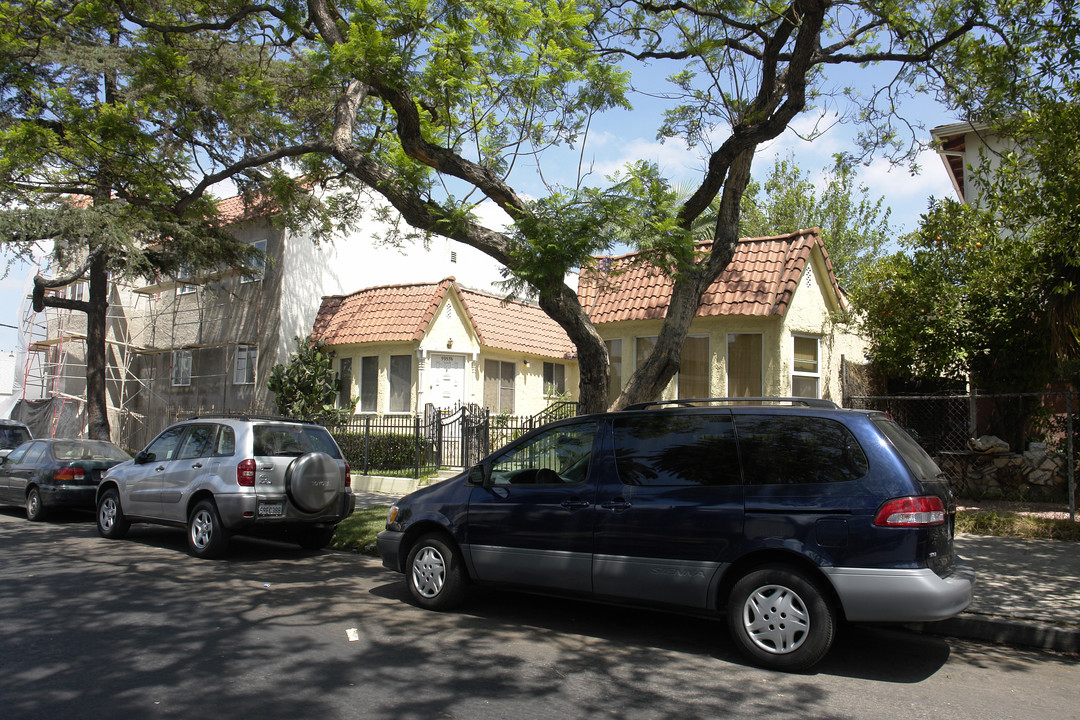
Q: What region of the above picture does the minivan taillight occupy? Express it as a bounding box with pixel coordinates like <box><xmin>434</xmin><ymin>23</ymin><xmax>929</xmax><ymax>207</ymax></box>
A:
<box><xmin>344</xmin><ymin>461</ymin><xmax>351</xmax><ymax>488</ymax></box>
<box><xmin>54</xmin><ymin>467</ymin><xmax>85</xmax><ymax>482</ymax></box>
<box><xmin>237</xmin><ymin>458</ymin><xmax>256</xmax><ymax>487</ymax></box>
<box><xmin>874</xmin><ymin>496</ymin><xmax>946</xmax><ymax>527</ymax></box>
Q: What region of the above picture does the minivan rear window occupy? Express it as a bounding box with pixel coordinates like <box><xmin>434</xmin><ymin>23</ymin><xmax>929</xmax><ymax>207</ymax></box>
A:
<box><xmin>872</xmin><ymin>417</ymin><xmax>943</xmax><ymax>483</ymax></box>
<box><xmin>734</xmin><ymin>414</ymin><xmax>869</xmax><ymax>484</ymax></box>
<box><xmin>613</xmin><ymin>413</ymin><xmax>741</xmax><ymax>486</ymax></box>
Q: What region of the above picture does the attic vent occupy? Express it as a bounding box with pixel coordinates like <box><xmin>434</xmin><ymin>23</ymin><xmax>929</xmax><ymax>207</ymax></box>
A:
<box><xmin>450</xmin><ymin>250</ymin><xmax>458</xmax><ymax>263</ymax></box>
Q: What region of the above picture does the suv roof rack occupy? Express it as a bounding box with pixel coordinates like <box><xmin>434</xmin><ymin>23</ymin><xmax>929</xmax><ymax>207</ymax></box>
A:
<box><xmin>187</xmin><ymin>413</ymin><xmax>317</xmax><ymax>424</ymax></box>
<box><xmin>622</xmin><ymin>397</ymin><xmax>840</xmax><ymax>411</ymax></box>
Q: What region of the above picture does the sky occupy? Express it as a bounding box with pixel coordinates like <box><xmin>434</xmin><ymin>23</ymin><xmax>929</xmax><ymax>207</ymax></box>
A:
<box><xmin>0</xmin><ymin>63</ymin><xmax>961</xmax><ymax>354</ymax></box>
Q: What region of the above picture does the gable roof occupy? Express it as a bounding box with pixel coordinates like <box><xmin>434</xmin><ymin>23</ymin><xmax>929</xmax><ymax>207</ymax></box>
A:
<box><xmin>577</xmin><ymin>228</ymin><xmax>843</xmax><ymax>324</ymax></box>
<box><xmin>312</xmin><ymin>278</ymin><xmax>576</xmax><ymax>359</ymax></box>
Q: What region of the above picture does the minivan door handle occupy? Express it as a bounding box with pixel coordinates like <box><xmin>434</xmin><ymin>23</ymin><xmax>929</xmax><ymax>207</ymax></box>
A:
<box><xmin>561</xmin><ymin>499</ymin><xmax>590</xmax><ymax>510</ymax></box>
<box><xmin>601</xmin><ymin>498</ymin><xmax>631</xmax><ymax>511</ymax></box>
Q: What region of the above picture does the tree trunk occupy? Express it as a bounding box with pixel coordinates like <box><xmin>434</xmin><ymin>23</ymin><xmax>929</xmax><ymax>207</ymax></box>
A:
<box><xmin>85</xmin><ymin>250</ymin><xmax>110</xmax><ymax>440</ymax></box>
<box><xmin>537</xmin><ymin>282</ymin><xmax>609</xmax><ymax>415</ymax></box>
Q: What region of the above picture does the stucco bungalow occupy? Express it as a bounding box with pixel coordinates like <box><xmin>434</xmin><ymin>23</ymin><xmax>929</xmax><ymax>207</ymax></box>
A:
<box><xmin>311</xmin><ymin>278</ymin><xmax>578</xmax><ymax>417</ymax></box>
<box><xmin>579</xmin><ymin>227</ymin><xmax>867</xmax><ymax>405</ymax></box>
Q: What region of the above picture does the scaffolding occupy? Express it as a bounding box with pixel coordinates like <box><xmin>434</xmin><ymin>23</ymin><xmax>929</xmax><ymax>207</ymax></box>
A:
<box><xmin>14</xmin><ymin>254</ymin><xmax>269</xmax><ymax>447</ymax></box>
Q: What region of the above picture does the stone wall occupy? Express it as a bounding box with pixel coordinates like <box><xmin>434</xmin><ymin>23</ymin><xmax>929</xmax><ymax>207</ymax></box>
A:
<box><xmin>936</xmin><ymin>444</ymin><xmax>1068</xmax><ymax>501</ymax></box>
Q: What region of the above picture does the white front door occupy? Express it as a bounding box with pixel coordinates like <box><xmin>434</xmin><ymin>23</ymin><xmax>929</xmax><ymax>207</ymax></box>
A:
<box><xmin>429</xmin><ymin>354</ymin><xmax>466</xmax><ymax>408</ymax></box>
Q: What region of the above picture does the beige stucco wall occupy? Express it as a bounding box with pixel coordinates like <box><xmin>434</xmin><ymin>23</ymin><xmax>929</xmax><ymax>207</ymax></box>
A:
<box><xmin>596</xmin><ymin>247</ymin><xmax>867</xmax><ymax>404</ymax></box>
<box><xmin>329</xmin><ymin>292</ymin><xmax>579</xmax><ymax>418</ymax></box>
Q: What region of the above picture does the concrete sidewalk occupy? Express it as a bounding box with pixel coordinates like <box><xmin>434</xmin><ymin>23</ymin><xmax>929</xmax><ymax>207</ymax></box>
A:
<box><xmin>907</xmin><ymin>534</ymin><xmax>1080</xmax><ymax>654</ymax></box>
<box><xmin>352</xmin><ymin>490</ymin><xmax>1080</xmax><ymax>655</ymax></box>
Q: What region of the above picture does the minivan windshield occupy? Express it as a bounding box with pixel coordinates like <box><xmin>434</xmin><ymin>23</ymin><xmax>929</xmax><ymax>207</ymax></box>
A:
<box><xmin>872</xmin><ymin>417</ymin><xmax>943</xmax><ymax>483</ymax></box>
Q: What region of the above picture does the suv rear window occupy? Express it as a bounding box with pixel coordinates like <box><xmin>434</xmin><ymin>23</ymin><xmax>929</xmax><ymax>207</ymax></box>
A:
<box><xmin>613</xmin><ymin>413</ymin><xmax>741</xmax><ymax>486</ymax></box>
<box><xmin>253</xmin><ymin>424</ymin><xmax>341</xmax><ymax>458</ymax></box>
<box><xmin>734</xmin><ymin>414</ymin><xmax>869</xmax><ymax>484</ymax></box>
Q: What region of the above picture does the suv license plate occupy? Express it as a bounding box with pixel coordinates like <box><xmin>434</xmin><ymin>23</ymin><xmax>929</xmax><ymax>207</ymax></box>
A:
<box><xmin>259</xmin><ymin>502</ymin><xmax>284</xmax><ymax>517</ymax></box>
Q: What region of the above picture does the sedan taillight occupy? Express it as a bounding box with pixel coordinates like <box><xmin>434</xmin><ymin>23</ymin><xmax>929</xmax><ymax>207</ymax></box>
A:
<box><xmin>54</xmin><ymin>467</ymin><xmax>86</xmax><ymax>482</ymax></box>
<box><xmin>237</xmin><ymin>458</ymin><xmax>256</xmax><ymax>487</ymax></box>
<box><xmin>874</xmin><ymin>496</ymin><xmax>946</xmax><ymax>527</ymax></box>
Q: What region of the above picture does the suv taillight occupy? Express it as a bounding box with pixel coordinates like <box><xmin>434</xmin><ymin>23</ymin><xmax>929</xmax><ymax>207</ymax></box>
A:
<box><xmin>54</xmin><ymin>467</ymin><xmax>85</xmax><ymax>482</ymax></box>
<box><xmin>344</xmin><ymin>461</ymin><xmax>351</xmax><ymax>488</ymax></box>
<box><xmin>874</xmin><ymin>496</ymin><xmax>945</xmax><ymax>527</ymax></box>
<box><xmin>237</xmin><ymin>458</ymin><xmax>256</xmax><ymax>487</ymax></box>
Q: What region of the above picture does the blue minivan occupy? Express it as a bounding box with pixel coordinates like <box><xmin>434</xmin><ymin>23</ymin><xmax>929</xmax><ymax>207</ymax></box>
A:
<box><xmin>377</xmin><ymin>398</ymin><xmax>974</xmax><ymax>671</ymax></box>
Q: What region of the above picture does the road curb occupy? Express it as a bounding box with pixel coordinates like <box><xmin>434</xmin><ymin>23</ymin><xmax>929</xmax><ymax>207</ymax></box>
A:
<box><xmin>903</xmin><ymin>615</ymin><xmax>1080</xmax><ymax>655</ymax></box>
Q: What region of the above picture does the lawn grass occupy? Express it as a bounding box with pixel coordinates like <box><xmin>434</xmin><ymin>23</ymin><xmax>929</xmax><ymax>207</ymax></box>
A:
<box><xmin>956</xmin><ymin>509</ymin><xmax>1080</xmax><ymax>542</ymax></box>
<box><xmin>331</xmin><ymin>505</ymin><xmax>392</xmax><ymax>555</ymax></box>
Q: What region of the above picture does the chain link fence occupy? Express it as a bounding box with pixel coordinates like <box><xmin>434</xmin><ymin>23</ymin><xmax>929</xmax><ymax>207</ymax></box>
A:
<box><xmin>848</xmin><ymin>392</ymin><xmax>1077</xmax><ymax>515</ymax></box>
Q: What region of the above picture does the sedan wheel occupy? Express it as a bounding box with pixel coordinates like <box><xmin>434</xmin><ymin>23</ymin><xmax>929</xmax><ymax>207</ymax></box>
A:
<box><xmin>25</xmin><ymin>486</ymin><xmax>46</xmax><ymax>522</ymax></box>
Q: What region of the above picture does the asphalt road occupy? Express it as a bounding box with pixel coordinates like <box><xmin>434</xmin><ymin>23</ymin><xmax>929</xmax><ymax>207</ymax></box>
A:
<box><xmin>0</xmin><ymin>508</ymin><xmax>1076</xmax><ymax>720</ymax></box>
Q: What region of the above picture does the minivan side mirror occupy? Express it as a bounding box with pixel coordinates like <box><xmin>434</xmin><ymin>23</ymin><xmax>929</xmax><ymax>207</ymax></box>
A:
<box><xmin>465</xmin><ymin>464</ymin><xmax>487</xmax><ymax>486</ymax></box>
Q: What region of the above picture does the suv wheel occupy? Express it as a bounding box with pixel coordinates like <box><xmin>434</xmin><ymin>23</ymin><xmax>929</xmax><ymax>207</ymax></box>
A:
<box><xmin>187</xmin><ymin>499</ymin><xmax>229</xmax><ymax>559</ymax></box>
<box><xmin>25</xmin><ymin>486</ymin><xmax>46</xmax><ymax>522</ymax></box>
<box><xmin>97</xmin><ymin>488</ymin><xmax>130</xmax><ymax>539</ymax></box>
<box><xmin>296</xmin><ymin>526</ymin><xmax>336</xmax><ymax>551</ymax></box>
<box><xmin>406</xmin><ymin>533</ymin><xmax>468</xmax><ymax>611</ymax></box>
<box><xmin>727</xmin><ymin>565</ymin><xmax>836</xmax><ymax>671</ymax></box>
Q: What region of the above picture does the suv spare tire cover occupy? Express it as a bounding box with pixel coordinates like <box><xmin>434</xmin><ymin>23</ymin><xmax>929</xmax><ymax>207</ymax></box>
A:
<box><xmin>286</xmin><ymin>452</ymin><xmax>343</xmax><ymax>513</ymax></box>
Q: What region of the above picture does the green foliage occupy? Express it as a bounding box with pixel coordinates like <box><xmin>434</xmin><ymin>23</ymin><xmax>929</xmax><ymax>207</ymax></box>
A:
<box><xmin>267</xmin><ymin>337</ymin><xmax>347</xmax><ymax>421</ymax></box>
<box><xmin>853</xmin><ymin>199</ymin><xmax>1051</xmax><ymax>390</ymax></box>
<box><xmin>332</xmin><ymin>431</ymin><xmax>431</xmax><ymax>472</ymax></box>
<box><xmin>739</xmin><ymin>153</ymin><xmax>892</xmax><ymax>291</ymax></box>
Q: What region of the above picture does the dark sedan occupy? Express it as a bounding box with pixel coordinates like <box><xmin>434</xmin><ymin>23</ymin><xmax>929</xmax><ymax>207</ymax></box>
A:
<box><xmin>0</xmin><ymin>439</ymin><xmax>131</xmax><ymax>521</ymax></box>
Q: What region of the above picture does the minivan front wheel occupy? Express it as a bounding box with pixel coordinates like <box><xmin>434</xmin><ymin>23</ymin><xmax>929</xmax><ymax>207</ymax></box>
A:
<box><xmin>405</xmin><ymin>533</ymin><xmax>467</xmax><ymax>611</ymax></box>
<box><xmin>727</xmin><ymin>565</ymin><xmax>836</xmax><ymax>672</ymax></box>
<box><xmin>187</xmin><ymin>499</ymin><xmax>229</xmax><ymax>559</ymax></box>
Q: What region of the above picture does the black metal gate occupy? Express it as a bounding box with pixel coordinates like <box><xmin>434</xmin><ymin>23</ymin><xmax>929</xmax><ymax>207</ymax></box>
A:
<box><xmin>430</xmin><ymin>403</ymin><xmax>489</xmax><ymax>469</ymax></box>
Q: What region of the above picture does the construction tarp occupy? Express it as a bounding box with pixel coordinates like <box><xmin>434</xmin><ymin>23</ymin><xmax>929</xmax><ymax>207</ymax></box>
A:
<box><xmin>11</xmin><ymin>397</ymin><xmax>86</xmax><ymax>439</ymax></box>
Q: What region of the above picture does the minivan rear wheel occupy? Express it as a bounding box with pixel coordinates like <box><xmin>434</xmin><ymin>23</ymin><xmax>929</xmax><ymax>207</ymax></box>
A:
<box><xmin>405</xmin><ymin>533</ymin><xmax>468</xmax><ymax>611</ymax></box>
<box><xmin>727</xmin><ymin>565</ymin><xmax>836</xmax><ymax>672</ymax></box>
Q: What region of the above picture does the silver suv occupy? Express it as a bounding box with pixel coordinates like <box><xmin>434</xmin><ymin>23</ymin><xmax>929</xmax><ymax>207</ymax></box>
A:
<box><xmin>97</xmin><ymin>415</ymin><xmax>355</xmax><ymax>558</ymax></box>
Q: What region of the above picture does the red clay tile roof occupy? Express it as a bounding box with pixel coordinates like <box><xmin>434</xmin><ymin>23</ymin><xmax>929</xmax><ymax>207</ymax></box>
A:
<box><xmin>312</xmin><ymin>279</ymin><xmax>576</xmax><ymax>359</ymax></box>
<box><xmin>215</xmin><ymin>193</ymin><xmax>277</xmax><ymax>225</ymax></box>
<box><xmin>578</xmin><ymin>228</ymin><xmax>843</xmax><ymax>324</ymax></box>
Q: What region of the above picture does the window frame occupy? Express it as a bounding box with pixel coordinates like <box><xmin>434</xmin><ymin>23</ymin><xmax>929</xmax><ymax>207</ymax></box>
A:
<box><xmin>234</xmin><ymin>344</ymin><xmax>257</xmax><ymax>385</ymax></box>
<box><xmin>171</xmin><ymin>349</ymin><xmax>192</xmax><ymax>387</ymax></box>
<box><xmin>483</xmin><ymin>359</ymin><xmax>516</xmax><ymax>414</ymax></box>
<box><xmin>726</xmin><ymin>332</ymin><xmax>763</xmax><ymax>397</ymax></box>
<box><xmin>241</xmin><ymin>238</ymin><xmax>268</xmax><ymax>283</ymax></box>
<box><xmin>542</xmin><ymin>361</ymin><xmax>566</xmax><ymax>397</ymax></box>
<box><xmin>791</xmin><ymin>334</ymin><xmax>821</xmax><ymax>399</ymax></box>
<box><xmin>388</xmin><ymin>354</ymin><xmax>412</xmax><ymax>413</ymax></box>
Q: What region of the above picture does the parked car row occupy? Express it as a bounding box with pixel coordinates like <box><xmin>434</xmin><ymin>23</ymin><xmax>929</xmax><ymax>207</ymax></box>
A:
<box><xmin>0</xmin><ymin>415</ymin><xmax>356</xmax><ymax>559</ymax></box>
<box><xmin>376</xmin><ymin>397</ymin><xmax>975</xmax><ymax>672</ymax></box>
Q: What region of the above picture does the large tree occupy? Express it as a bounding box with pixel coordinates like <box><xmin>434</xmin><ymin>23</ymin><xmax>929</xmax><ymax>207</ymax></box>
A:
<box><xmin>739</xmin><ymin>153</ymin><xmax>892</xmax><ymax>293</ymax></box>
<box><xmin>289</xmin><ymin>0</ymin><xmax>1065</xmax><ymax>412</ymax></box>
<box><xmin>6</xmin><ymin>1</ymin><xmax>1070</xmax><ymax>420</ymax></box>
<box><xmin>0</xmin><ymin>1</ymin><xmax>342</xmax><ymax>438</ymax></box>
